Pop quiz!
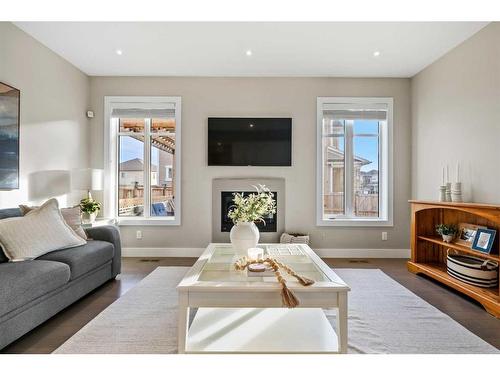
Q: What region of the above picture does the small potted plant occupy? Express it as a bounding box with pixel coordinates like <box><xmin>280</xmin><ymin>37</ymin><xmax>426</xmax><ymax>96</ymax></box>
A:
<box><xmin>436</xmin><ymin>224</ymin><xmax>457</xmax><ymax>243</ymax></box>
<box><xmin>228</xmin><ymin>184</ymin><xmax>276</xmax><ymax>256</ymax></box>
<box><xmin>79</xmin><ymin>197</ymin><xmax>102</xmax><ymax>224</ymax></box>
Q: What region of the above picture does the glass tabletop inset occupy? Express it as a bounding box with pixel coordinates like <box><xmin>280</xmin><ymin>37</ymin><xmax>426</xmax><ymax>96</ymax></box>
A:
<box><xmin>198</xmin><ymin>244</ymin><xmax>331</xmax><ymax>283</ymax></box>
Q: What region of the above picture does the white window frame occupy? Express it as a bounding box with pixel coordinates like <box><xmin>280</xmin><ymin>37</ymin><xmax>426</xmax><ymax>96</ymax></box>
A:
<box><xmin>104</xmin><ymin>96</ymin><xmax>181</xmax><ymax>226</ymax></box>
<box><xmin>316</xmin><ymin>97</ymin><xmax>393</xmax><ymax>227</ymax></box>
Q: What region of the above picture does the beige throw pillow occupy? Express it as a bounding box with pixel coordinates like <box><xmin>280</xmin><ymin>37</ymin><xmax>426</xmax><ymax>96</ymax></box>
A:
<box><xmin>0</xmin><ymin>198</ymin><xmax>87</xmax><ymax>261</ymax></box>
<box><xmin>19</xmin><ymin>204</ymin><xmax>87</xmax><ymax>240</ymax></box>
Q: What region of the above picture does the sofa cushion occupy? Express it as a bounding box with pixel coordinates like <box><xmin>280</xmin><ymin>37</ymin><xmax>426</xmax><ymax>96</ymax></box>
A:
<box><xmin>37</xmin><ymin>240</ymin><xmax>114</xmax><ymax>280</ymax></box>
<box><xmin>0</xmin><ymin>260</ymin><xmax>71</xmax><ymax>317</ymax></box>
<box><xmin>19</xmin><ymin>205</ymin><xmax>88</xmax><ymax>240</ymax></box>
<box><xmin>0</xmin><ymin>198</ymin><xmax>87</xmax><ymax>261</ymax></box>
<box><xmin>0</xmin><ymin>209</ymin><xmax>21</xmax><ymax>263</ymax></box>
<box><xmin>0</xmin><ymin>208</ymin><xmax>21</xmax><ymax>220</ymax></box>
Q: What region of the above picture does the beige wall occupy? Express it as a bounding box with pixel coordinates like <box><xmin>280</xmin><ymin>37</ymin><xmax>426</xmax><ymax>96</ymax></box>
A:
<box><xmin>0</xmin><ymin>23</ymin><xmax>90</xmax><ymax>208</ymax></box>
<box><xmin>411</xmin><ymin>22</ymin><xmax>500</xmax><ymax>203</ymax></box>
<box><xmin>90</xmin><ymin>77</ymin><xmax>411</xmax><ymax>250</ymax></box>
<box><xmin>3</xmin><ymin>21</ymin><xmax>496</xmax><ymax>252</ymax></box>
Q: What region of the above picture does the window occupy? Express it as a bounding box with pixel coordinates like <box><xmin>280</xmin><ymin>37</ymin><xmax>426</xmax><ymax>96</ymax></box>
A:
<box><xmin>104</xmin><ymin>97</ymin><xmax>181</xmax><ymax>225</ymax></box>
<box><xmin>316</xmin><ymin>97</ymin><xmax>392</xmax><ymax>226</ymax></box>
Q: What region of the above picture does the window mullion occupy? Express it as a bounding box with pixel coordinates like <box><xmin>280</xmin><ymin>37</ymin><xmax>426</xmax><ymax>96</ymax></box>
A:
<box><xmin>144</xmin><ymin>118</ymin><xmax>151</xmax><ymax>218</ymax></box>
<box><xmin>113</xmin><ymin>118</ymin><xmax>119</xmax><ymax>218</ymax></box>
<box><xmin>345</xmin><ymin>120</ymin><xmax>354</xmax><ymax>217</ymax></box>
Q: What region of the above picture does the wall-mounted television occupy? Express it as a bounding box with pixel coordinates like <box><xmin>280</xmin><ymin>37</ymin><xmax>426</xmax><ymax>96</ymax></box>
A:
<box><xmin>208</xmin><ymin>117</ymin><xmax>292</xmax><ymax>166</ymax></box>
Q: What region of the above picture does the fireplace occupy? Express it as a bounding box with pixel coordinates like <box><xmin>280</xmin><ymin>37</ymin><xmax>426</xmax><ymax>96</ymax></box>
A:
<box><xmin>220</xmin><ymin>191</ymin><xmax>278</xmax><ymax>232</ymax></box>
<box><xmin>212</xmin><ymin>178</ymin><xmax>285</xmax><ymax>243</ymax></box>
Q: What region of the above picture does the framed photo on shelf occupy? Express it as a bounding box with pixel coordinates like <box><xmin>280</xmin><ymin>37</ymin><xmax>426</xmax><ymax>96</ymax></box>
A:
<box><xmin>454</xmin><ymin>223</ymin><xmax>486</xmax><ymax>247</ymax></box>
<box><xmin>471</xmin><ymin>228</ymin><xmax>496</xmax><ymax>254</ymax></box>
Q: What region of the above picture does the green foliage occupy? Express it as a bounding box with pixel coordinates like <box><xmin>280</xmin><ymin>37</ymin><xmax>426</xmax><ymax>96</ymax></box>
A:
<box><xmin>228</xmin><ymin>184</ymin><xmax>277</xmax><ymax>225</ymax></box>
<box><xmin>435</xmin><ymin>223</ymin><xmax>457</xmax><ymax>236</ymax></box>
<box><xmin>79</xmin><ymin>197</ymin><xmax>102</xmax><ymax>214</ymax></box>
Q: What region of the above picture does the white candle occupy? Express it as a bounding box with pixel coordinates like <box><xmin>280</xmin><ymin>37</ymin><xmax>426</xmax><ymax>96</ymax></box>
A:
<box><xmin>446</xmin><ymin>165</ymin><xmax>449</xmax><ymax>183</ymax></box>
<box><xmin>442</xmin><ymin>167</ymin><xmax>445</xmax><ymax>185</ymax></box>
<box><xmin>456</xmin><ymin>163</ymin><xmax>460</xmax><ymax>182</ymax></box>
<box><xmin>247</xmin><ymin>247</ymin><xmax>263</xmax><ymax>261</ymax></box>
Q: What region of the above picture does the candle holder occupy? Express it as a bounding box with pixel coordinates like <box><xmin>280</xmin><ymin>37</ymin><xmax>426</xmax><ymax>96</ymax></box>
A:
<box><xmin>439</xmin><ymin>185</ymin><xmax>447</xmax><ymax>202</ymax></box>
<box><xmin>247</xmin><ymin>247</ymin><xmax>264</xmax><ymax>261</ymax></box>
<box><xmin>445</xmin><ymin>183</ymin><xmax>452</xmax><ymax>202</ymax></box>
<box><xmin>451</xmin><ymin>182</ymin><xmax>463</xmax><ymax>202</ymax></box>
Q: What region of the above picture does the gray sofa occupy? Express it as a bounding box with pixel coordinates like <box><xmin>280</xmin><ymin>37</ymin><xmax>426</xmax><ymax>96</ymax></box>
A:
<box><xmin>0</xmin><ymin>208</ymin><xmax>121</xmax><ymax>350</ymax></box>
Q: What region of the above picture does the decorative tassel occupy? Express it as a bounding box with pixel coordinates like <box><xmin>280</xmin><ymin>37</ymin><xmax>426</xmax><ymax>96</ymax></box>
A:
<box><xmin>276</xmin><ymin>271</ymin><xmax>300</xmax><ymax>308</ymax></box>
<box><xmin>280</xmin><ymin>282</ymin><xmax>299</xmax><ymax>308</ymax></box>
<box><xmin>234</xmin><ymin>255</ymin><xmax>314</xmax><ymax>308</ymax></box>
<box><xmin>274</xmin><ymin>259</ymin><xmax>316</xmax><ymax>287</ymax></box>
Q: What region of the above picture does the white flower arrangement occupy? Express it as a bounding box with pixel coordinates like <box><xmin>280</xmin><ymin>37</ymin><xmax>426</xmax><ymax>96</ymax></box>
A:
<box><xmin>228</xmin><ymin>184</ymin><xmax>277</xmax><ymax>225</ymax></box>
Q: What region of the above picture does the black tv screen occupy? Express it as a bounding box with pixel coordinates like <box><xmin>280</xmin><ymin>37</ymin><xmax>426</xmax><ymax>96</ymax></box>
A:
<box><xmin>208</xmin><ymin>117</ymin><xmax>292</xmax><ymax>166</ymax></box>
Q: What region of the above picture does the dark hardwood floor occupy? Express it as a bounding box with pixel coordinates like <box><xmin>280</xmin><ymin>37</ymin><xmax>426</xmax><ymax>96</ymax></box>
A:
<box><xmin>2</xmin><ymin>257</ymin><xmax>499</xmax><ymax>354</ymax></box>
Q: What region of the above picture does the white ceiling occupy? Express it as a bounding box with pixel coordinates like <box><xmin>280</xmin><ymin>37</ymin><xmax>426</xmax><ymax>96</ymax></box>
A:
<box><xmin>15</xmin><ymin>22</ymin><xmax>488</xmax><ymax>77</ymax></box>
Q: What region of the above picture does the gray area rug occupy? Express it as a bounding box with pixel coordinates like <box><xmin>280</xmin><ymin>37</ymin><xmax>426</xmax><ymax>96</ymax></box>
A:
<box><xmin>54</xmin><ymin>267</ymin><xmax>498</xmax><ymax>354</ymax></box>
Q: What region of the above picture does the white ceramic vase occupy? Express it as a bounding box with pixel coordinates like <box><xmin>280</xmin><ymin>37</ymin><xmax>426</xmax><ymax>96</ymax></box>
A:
<box><xmin>82</xmin><ymin>211</ymin><xmax>98</xmax><ymax>224</ymax></box>
<box><xmin>230</xmin><ymin>222</ymin><xmax>260</xmax><ymax>257</ymax></box>
<box><xmin>442</xmin><ymin>234</ymin><xmax>454</xmax><ymax>243</ymax></box>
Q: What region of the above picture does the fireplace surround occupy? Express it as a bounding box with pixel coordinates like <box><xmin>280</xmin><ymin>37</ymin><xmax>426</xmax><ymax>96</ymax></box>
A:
<box><xmin>212</xmin><ymin>178</ymin><xmax>285</xmax><ymax>243</ymax></box>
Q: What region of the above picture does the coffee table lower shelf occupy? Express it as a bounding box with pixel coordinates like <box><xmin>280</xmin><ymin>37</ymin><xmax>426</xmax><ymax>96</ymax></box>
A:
<box><xmin>185</xmin><ymin>308</ymin><xmax>339</xmax><ymax>354</ymax></box>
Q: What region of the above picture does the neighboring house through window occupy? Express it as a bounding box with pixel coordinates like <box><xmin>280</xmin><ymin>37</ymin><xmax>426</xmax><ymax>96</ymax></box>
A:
<box><xmin>164</xmin><ymin>165</ymin><xmax>173</xmax><ymax>182</ymax></box>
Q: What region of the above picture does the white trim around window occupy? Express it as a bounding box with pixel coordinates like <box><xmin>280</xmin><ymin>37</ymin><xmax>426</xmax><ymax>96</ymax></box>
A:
<box><xmin>316</xmin><ymin>97</ymin><xmax>393</xmax><ymax>227</ymax></box>
<box><xmin>104</xmin><ymin>96</ymin><xmax>181</xmax><ymax>226</ymax></box>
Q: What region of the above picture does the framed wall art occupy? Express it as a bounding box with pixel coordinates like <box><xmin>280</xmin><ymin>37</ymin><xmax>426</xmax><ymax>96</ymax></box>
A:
<box><xmin>0</xmin><ymin>82</ymin><xmax>20</xmax><ymax>190</ymax></box>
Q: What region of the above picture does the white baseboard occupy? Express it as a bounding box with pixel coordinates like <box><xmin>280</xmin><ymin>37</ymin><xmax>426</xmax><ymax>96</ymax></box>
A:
<box><xmin>122</xmin><ymin>247</ymin><xmax>410</xmax><ymax>259</ymax></box>
<box><xmin>314</xmin><ymin>248</ymin><xmax>410</xmax><ymax>258</ymax></box>
<box><xmin>122</xmin><ymin>247</ymin><xmax>204</xmax><ymax>258</ymax></box>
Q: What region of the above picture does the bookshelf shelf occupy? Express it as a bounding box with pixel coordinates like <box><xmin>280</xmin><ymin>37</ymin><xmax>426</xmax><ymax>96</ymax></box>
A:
<box><xmin>417</xmin><ymin>235</ymin><xmax>500</xmax><ymax>261</ymax></box>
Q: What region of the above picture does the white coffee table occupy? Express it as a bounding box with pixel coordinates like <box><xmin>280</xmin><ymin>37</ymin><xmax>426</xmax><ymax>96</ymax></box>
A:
<box><xmin>177</xmin><ymin>243</ymin><xmax>350</xmax><ymax>354</ymax></box>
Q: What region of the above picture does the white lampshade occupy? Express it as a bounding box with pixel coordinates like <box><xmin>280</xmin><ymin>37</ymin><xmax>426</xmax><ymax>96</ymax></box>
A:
<box><xmin>28</xmin><ymin>170</ymin><xmax>71</xmax><ymax>200</ymax></box>
<box><xmin>71</xmin><ymin>168</ymin><xmax>104</xmax><ymax>191</ymax></box>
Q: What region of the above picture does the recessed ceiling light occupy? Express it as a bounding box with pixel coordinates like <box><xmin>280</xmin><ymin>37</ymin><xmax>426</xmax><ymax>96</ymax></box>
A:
<box><xmin>373</xmin><ymin>51</ymin><xmax>381</xmax><ymax>57</ymax></box>
<box><xmin>116</xmin><ymin>49</ymin><xmax>123</xmax><ymax>56</ymax></box>
<box><xmin>246</xmin><ymin>50</ymin><xmax>252</xmax><ymax>56</ymax></box>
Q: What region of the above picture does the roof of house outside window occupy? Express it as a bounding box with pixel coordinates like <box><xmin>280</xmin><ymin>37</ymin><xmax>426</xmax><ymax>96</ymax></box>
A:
<box><xmin>119</xmin><ymin>158</ymin><xmax>158</xmax><ymax>172</ymax></box>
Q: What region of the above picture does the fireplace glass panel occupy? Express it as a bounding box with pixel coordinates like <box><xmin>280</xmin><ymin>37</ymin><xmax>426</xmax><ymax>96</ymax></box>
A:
<box><xmin>221</xmin><ymin>191</ymin><xmax>277</xmax><ymax>232</ymax></box>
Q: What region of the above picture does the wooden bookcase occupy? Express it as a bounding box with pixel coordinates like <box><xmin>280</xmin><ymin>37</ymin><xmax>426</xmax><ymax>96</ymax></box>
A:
<box><xmin>407</xmin><ymin>200</ymin><xmax>500</xmax><ymax>318</ymax></box>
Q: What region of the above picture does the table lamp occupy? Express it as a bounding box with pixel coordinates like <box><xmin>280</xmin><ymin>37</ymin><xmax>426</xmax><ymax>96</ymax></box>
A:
<box><xmin>71</xmin><ymin>168</ymin><xmax>104</xmax><ymax>199</ymax></box>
